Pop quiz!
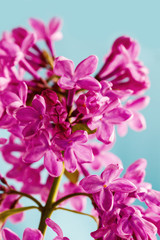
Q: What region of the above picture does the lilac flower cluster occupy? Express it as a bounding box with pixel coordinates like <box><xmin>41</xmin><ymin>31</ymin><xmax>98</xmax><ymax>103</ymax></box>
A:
<box><xmin>0</xmin><ymin>17</ymin><xmax>159</xmax><ymax>240</ymax></box>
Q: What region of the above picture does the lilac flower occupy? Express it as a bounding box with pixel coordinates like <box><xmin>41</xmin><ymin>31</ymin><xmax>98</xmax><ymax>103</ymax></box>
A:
<box><xmin>86</xmin><ymin>142</ymin><xmax>122</xmax><ymax>171</ymax></box>
<box><xmin>29</xmin><ymin>17</ymin><xmax>63</xmax><ymax>56</ymax></box>
<box><xmin>54</xmin><ymin>55</ymin><xmax>101</xmax><ymax>91</ymax></box>
<box><xmin>55</xmin><ymin>130</ymin><xmax>94</xmax><ymax>172</ymax></box>
<box><xmin>96</xmin><ymin>36</ymin><xmax>150</xmax><ymax>94</ymax></box>
<box><xmin>80</xmin><ymin>164</ymin><xmax>136</xmax><ymax>211</ymax></box>
<box><xmin>16</xmin><ymin>94</ymin><xmax>47</xmax><ymax>138</ymax></box>
<box><xmin>22</xmin><ymin>130</ymin><xmax>63</xmax><ymax>177</ymax></box>
<box><xmin>2</xmin><ymin>228</ymin><xmax>43</xmax><ymax>240</ymax></box>
<box><xmin>87</xmin><ymin>95</ymin><xmax>132</xmax><ymax>144</ymax></box>
<box><xmin>46</xmin><ymin>218</ymin><xmax>70</xmax><ymax>240</ymax></box>
<box><xmin>117</xmin><ymin>96</ymin><xmax>150</xmax><ymax>136</ymax></box>
<box><xmin>116</xmin><ymin>206</ymin><xmax>157</xmax><ymax>240</ymax></box>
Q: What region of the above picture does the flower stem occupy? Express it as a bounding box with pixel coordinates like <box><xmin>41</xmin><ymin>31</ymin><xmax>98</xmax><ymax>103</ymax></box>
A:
<box><xmin>51</xmin><ymin>192</ymin><xmax>93</xmax><ymax>209</ymax></box>
<box><xmin>8</xmin><ymin>189</ymin><xmax>43</xmax><ymax>209</ymax></box>
<box><xmin>38</xmin><ymin>165</ymin><xmax>65</xmax><ymax>236</ymax></box>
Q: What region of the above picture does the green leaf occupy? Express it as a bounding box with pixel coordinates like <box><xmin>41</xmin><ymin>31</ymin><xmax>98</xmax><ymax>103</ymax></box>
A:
<box><xmin>72</xmin><ymin>123</ymin><xmax>96</xmax><ymax>135</ymax></box>
<box><xmin>64</xmin><ymin>169</ymin><xmax>79</xmax><ymax>184</ymax></box>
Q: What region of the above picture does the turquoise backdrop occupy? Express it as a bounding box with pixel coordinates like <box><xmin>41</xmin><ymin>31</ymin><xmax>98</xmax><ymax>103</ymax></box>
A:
<box><xmin>0</xmin><ymin>0</ymin><xmax>160</xmax><ymax>239</ymax></box>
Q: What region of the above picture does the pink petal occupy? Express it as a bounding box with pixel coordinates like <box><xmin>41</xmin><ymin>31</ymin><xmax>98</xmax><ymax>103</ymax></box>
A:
<box><xmin>44</xmin><ymin>150</ymin><xmax>63</xmax><ymax>177</ymax></box>
<box><xmin>130</xmin><ymin>216</ymin><xmax>148</xmax><ymax>239</ymax></box>
<box><xmin>32</xmin><ymin>95</ymin><xmax>46</xmax><ymax>115</ymax></box>
<box><xmin>0</xmin><ymin>77</ymin><xmax>10</xmax><ymax>91</ymax></box>
<box><xmin>19</xmin><ymin>82</ymin><xmax>28</xmax><ymax>104</ymax></box>
<box><xmin>74</xmin><ymin>55</ymin><xmax>98</xmax><ymax>78</ymax></box>
<box><xmin>64</xmin><ymin>146</ymin><xmax>77</xmax><ymax>172</ymax></box>
<box><xmin>23</xmin><ymin>131</ymin><xmax>49</xmax><ymax>163</ymax></box>
<box><xmin>16</xmin><ymin>106</ymin><xmax>39</xmax><ymax>123</ymax></box>
<box><xmin>129</xmin><ymin>112</ymin><xmax>146</xmax><ymax>131</ymax></box>
<box><xmin>117</xmin><ymin>217</ymin><xmax>133</xmax><ymax>236</ymax></box>
<box><xmin>101</xmin><ymin>164</ymin><xmax>123</xmax><ymax>183</ymax></box>
<box><xmin>77</xmin><ymin>76</ymin><xmax>101</xmax><ymax>91</ymax></box>
<box><xmin>70</xmin><ymin>130</ymin><xmax>88</xmax><ymax>143</ymax></box>
<box><xmin>58</xmin><ymin>76</ymin><xmax>75</xmax><ymax>90</ymax></box>
<box><xmin>21</xmin><ymin>33</ymin><xmax>36</xmax><ymax>53</ymax></box>
<box><xmin>74</xmin><ymin>144</ymin><xmax>93</xmax><ymax>163</ymax></box>
<box><xmin>106</xmin><ymin>107</ymin><xmax>132</xmax><ymax>124</ymax></box>
<box><xmin>22</xmin><ymin>120</ymin><xmax>40</xmax><ymax>138</ymax></box>
<box><xmin>96</xmin><ymin>121</ymin><xmax>115</xmax><ymax>144</ymax></box>
<box><xmin>2</xmin><ymin>228</ymin><xmax>20</xmax><ymax>240</ymax></box>
<box><xmin>29</xmin><ymin>18</ymin><xmax>46</xmax><ymax>39</ymax></box>
<box><xmin>109</xmin><ymin>178</ymin><xmax>137</xmax><ymax>193</ymax></box>
<box><xmin>117</xmin><ymin>123</ymin><xmax>128</xmax><ymax>137</ymax></box>
<box><xmin>99</xmin><ymin>187</ymin><xmax>113</xmax><ymax>211</ymax></box>
<box><xmin>48</xmin><ymin>17</ymin><xmax>62</xmax><ymax>36</ymax></box>
<box><xmin>80</xmin><ymin>175</ymin><xmax>104</xmax><ymax>193</ymax></box>
<box><xmin>23</xmin><ymin>228</ymin><xmax>43</xmax><ymax>240</ymax></box>
<box><xmin>45</xmin><ymin>218</ymin><xmax>63</xmax><ymax>238</ymax></box>
<box><xmin>126</xmin><ymin>96</ymin><xmax>150</xmax><ymax>111</ymax></box>
<box><xmin>55</xmin><ymin>57</ymin><xmax>74</xmax><ymax>78</ymax></box>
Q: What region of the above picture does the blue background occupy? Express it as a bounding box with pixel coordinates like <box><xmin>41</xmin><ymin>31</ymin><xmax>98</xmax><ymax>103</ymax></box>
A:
<box><xmin>1</xmin><ymin>0</ymin><xmax>160</xmax><ymax>239</ymax></box>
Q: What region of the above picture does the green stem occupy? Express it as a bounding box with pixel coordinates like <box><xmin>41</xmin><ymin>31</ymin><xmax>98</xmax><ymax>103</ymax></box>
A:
<box><xmin>8</xmin><ymin>189</ymin><xmax>43</xmax><ymax>209</ymax></box>
<box><xmin>55</xmin><ymin>207</ymin><xmax>98</xmax><ymax>224</ymax></box>
<box><xmin>38</xmin><ymin>165</ymin><xmax>65</xmax><ymax>236</ymax></box>
<box><xmin>51</xmin><ymin>192</ymin><xmax>92</xmax><ymax>209</ymax></box>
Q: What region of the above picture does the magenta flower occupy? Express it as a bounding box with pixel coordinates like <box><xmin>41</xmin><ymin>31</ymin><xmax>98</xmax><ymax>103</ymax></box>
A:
<box><xmin>2</xmin><ymin>228</ymin><xmax>43</xmax><ymax>240</ymax></box>
<box><xmin>117</xmin><ymin>206</ymin><xmax>157</xmax><ymax>240</ymax></box>
<box><xmin>55</xmin><ymin>130</ymin><xmax>94</xmax><ymax>172</ymax></box>
<box><xmin>96</xmin><ymin>36</ymin><xmax>150</xmax><ymax>94</ymax></box>
<box><xmin>46</xmin><ymin>218</ymin><xmax>70</xmax><ymax>240</ymax></box>
<box><xmin>16</xmin><ymin>94</ymin><xmax>47</xmax><ymax>138</ymax></box>
<box><xmin>29</xmin><ymin>17</ymin><xmax>63</xmax><ymax>56</ymax></box>
<box><xmin>117</xmin><ymin>96</ymin><xmax>150</xmax><ymax>136</ymax></box>
<box><xmin>54</xmin><ymin>55</ymin><xmax>101</xmax><ymax>91</ymax></box>
<box><xmin>88</xmin><ymin>96</ymin><xmax>132</xmax><ymax>144</ymax></box>
<box><xmin>80</xmin><ymin>164</ymin><xmax>136</xmax><ymax>211</ymax></box>
<box><xmin>22</xmin><ymin>130</ymin><xmax>63</xmax><ymax>177</ymax></box>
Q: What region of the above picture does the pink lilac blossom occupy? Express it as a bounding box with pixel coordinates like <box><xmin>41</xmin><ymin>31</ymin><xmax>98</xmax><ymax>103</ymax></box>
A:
<box><xmin>0</xmin><ymin>16</ymin><xmax>158</xmax><ymax>240</ymax></box>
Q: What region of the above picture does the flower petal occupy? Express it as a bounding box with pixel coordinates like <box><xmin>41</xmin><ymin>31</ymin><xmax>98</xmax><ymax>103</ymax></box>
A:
<box><xmin>74</xmin><ymin>55</ymin><xmax>98</xmax><ymax>78</ymax></box>
<box><xmin>23</xmin><ymin>228</ymin><xmax>43</xmax><ymax>240</ymax></box>
<box><xmin>29</xmin><ymin>18</ymin><xmax>46</xmax><ymax>39</ymax></box>
<box><xmin>96</xmin><ymin>121</ymin><xmax>115</xmax><ymax>144</ymax></box>
<box><xmin>105</xmin><ymin>107</ymin><xmax>132</xmax><ymax>124</ymax></box>
<box><xmin>101</xmin><ymin>164</ymin><xmax>123</xmax><ymax>183</ymax></box>
<box><xmin>77</xmin><ymin>76</ymin><xmax>101</xmax><ymax>91</ymax></box>
<box><xmin>44</xmin><ymin>150</ymin><xmax>63</xmax><ymax>177</ymax></box>
<box><xmin>58</xmin><ymin>76</ymin><xmax>75</xmax><ymax>90</ymax></box>
<box><xmin>109</xmin><ymin>178</ymin><xmax>137</xmax><ymax>193</ymax></box>
<box><xmin>129</xmin><ymin>112</ymin><xmax>146</xmax><ymax>131</ymax></box>
<box><xmin>64</xmin><ymin>146</ymin><xmax>77</xmax><ymax>172</ymax></box>
<box><xmin>45</xmin><ymin>218</ymin><xmax>63</xmax><ymax>238</ymax></box>
<box><xmin>99</xmin><ymin>187</ymin><xmax>113</xmax><ymax>211</ymax></box>
<box><xmin>32</xmin><ymin>95</ymin><xmax>46</xmax><ymax>115</ymax></box>
<box><xmin>48</xmin><ymin>17</ymin><xmax>62</xmax><ymax>36</ymax></box>
<box><xmin>80</xmin><ymin>175</ymin><xmax>104</xmax><ymax>193</ymax></box>
<box><xmin>21</xmin><ymin>33</ymin><xmax>36</xmax><ymax>53</ymax></box>
<box><xmin>16</xmin><ymin>106</ymin><xmax>39</xmax><ymax>123</ymax></box>
<box><xmin>74</xmin><ymin>144</ymin><xmax>94</xmax><ymax>163</ymax></box>
<box><xmin>126</xmin><ymin>96</ymin><xmax>150</xmax><ymax>111</ymax></box>
<box><xmin>55</xmin><ymin>57</ymin><xmax>74</xmax><ymax>78</ymax></box>
<box><xmin>2</xmin><ymin>228</ymin><xmax>20</xmax><ymax>240</ymax></box>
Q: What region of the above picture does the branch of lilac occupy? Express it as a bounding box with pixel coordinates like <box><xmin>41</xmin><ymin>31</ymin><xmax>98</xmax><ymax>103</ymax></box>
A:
<box><xmin>0</xmin><ymin>17</ymin><xmax>159</xmax><ymax>240</ymax></box>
